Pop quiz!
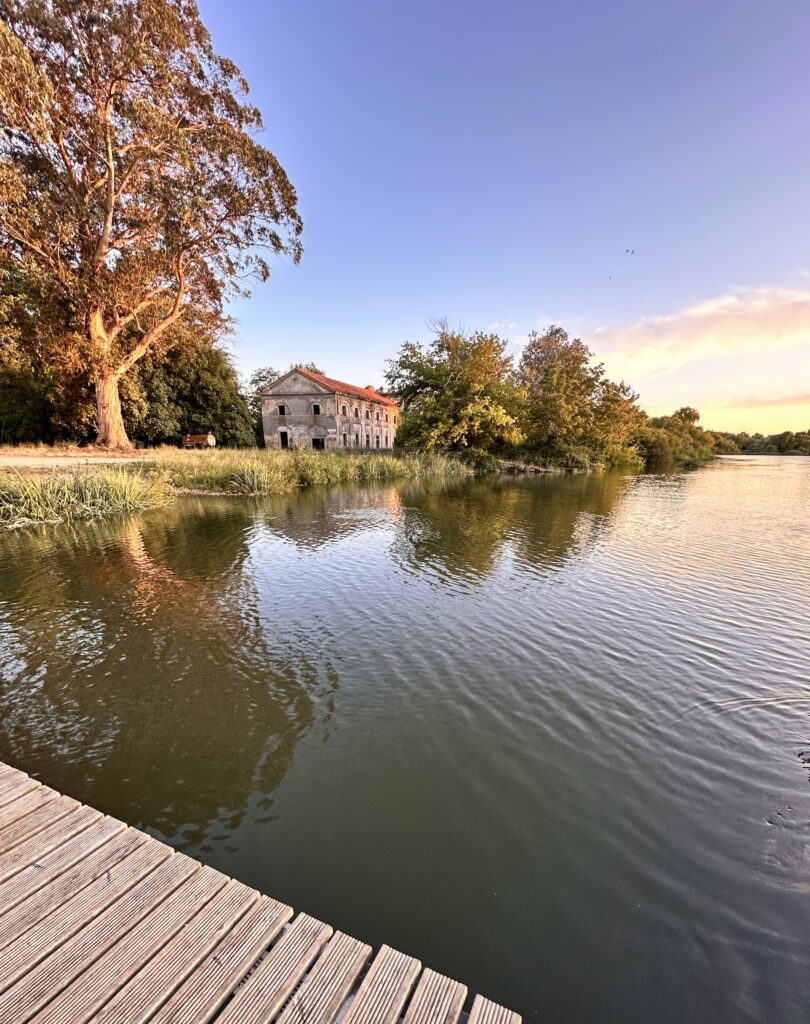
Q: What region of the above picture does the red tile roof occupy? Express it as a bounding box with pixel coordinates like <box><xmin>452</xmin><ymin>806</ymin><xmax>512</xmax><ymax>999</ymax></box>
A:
<box><xmin>294</xmin><ymin>368</ymin><xmax>399</xmax><ymax>407</ymax></box>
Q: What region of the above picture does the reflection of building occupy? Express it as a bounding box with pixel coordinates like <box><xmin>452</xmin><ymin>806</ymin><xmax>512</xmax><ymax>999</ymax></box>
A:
<box><xmin>261</xmin><ymin>368</ymin><xmax>400</xmax><ymax>451</ymax></box>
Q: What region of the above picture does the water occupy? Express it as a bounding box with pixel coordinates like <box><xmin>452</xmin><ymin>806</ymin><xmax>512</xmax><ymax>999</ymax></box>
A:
<box><xmin>1</xmin><ymin>456</ymin><xmax>809</xmax><ymax>1023</ymax></box>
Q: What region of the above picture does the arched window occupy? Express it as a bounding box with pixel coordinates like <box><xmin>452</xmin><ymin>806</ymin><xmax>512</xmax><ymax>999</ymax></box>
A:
<box><xmin>341</xmin><ymin>405</ymin><xmax>348</xmax><ymax>415</ymax></box>
<box><xmin>394</xmin><ymin>415</ymin><xmax>398</xmax><ymax>424</ymax></box>
<box><xmin>278</xmin><ymin>404</ymin><xmax>286</xmax><ymax>415</ymax></box>
<box><xmin>385</xmin><ymin>413</ymin><xmax>389</xmax><ymax>422</ymax></box>
<box><xmin>365</xmin><ymin>409</ymin><xmax>370</xmax><ymax>420</ymax></box>
<box><xmin>375</xmin><ymin>411</ymin><xmax>380</xmax><ymax>421</ymax></box>
<box><xmin>354</xmin><ymin>407</ymin><xmax>359</xmax><ymax>418</ymax></box>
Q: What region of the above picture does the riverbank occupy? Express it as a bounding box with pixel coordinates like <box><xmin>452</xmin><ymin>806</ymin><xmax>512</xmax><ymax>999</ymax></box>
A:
<box><xmin>0</xmin><ymin>449</ymin><xmax>472</xmax><ymax>529</ymax></box>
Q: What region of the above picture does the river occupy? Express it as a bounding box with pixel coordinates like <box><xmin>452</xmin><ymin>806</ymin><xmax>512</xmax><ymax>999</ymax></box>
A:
<box><xmin>0</xmin><ymin>455</ymin><xmax>808</xmax><ymax>1023</ymax></box>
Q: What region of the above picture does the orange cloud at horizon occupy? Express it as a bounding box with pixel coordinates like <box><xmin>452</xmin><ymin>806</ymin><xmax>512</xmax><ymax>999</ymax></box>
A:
<box><xmin>585</xmin><ymin>286</ymin><xmax>810</xmax><ymax>434</ymax></box>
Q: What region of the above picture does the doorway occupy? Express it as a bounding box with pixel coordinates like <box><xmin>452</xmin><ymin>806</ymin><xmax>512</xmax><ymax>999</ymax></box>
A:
<box><xmin>279</xmin><ymin>430</ymin><xmax>289</xmax><ymax>449</ymax></box>
<box><xmin>312</xmin><ymin>437</ymin><xmax>325</xmax><ymax>450</ymax></box>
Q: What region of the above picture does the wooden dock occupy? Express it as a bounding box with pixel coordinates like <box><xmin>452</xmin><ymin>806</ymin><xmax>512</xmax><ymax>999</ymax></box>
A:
<box><xmin>0</xmin><ymin>761</ymin><xmax>521</xmax><ymax>1024</ymax></box>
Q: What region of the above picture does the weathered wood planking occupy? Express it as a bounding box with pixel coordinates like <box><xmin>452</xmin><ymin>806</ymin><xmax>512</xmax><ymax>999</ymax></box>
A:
<box><xmin>0</xmin><ymin>761</ymin><xmax>522</xmax><ymax>1024</ymax></box>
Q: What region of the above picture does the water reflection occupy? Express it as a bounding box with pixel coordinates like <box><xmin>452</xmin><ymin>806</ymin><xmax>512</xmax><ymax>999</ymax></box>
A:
<box><xmin>0</xmin><ymin>462</ymin><xmax>809</xmax><ymax>1024</ymax></box>
<box><xmin>393</xmin><ymin>473</ymin><xmax>632</xmax><ymax>583</ymax></box>
<box><xmin>0</xmin><ymin>499</ymin><xmax>337</xmax><ymax>853</ymax></box>
<box><xmin>0</xmin><ymin>477</ymin><xmax>626</xmax><ymax>852</ymax></box>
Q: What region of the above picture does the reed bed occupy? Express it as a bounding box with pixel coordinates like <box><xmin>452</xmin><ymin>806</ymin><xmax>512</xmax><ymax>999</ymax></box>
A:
<box><xmin>146</xmin><ymin>447</ymin><xmax>472</xmax><ymax>495</ymax></box>
<box><xmin>0</xmin><ymin>449</ymin><xmax>472</xmax><ymax>529</ymax></box>
<box><xmin>0</xmin><ymin>468</ymin><xmax>172</xmax><ymax>529</ymax></box>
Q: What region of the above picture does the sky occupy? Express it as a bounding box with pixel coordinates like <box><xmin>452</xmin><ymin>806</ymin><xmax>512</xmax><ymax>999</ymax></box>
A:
<box><xmin>198</xmin><ymin>0</ymin><xmax>810</xmax><ymax>434</ymax></box>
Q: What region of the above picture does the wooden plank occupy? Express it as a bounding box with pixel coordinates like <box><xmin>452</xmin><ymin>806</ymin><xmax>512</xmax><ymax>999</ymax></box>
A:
<box><xmin>341</xmin><ymin>945</ymin><xmax>422</xmax><ymax>1024</ymax></box>
<box><xmin>149</xmin><ymin>895</ymin><xmax>292</xmax><ymax>1024</ymax></box>
<box><xmin>276</xmin><ymin>931</ymin><xmax>372</xmax><ymax>1024</ymax></box>
<box><xmin>0</xmin><ymin>775</ymin><xmax>40</xmax><ymax>808</ymax></box>
<box><xmin>29</xmin><ymin>865</ymin><xmax>227</xmax><ymax>1024</ymax></box>
<box><xmin>467</xmin><ymin>995</ymin><xmax>522</xmax><ymax>1024</ymax></box>
<box><xmin>88</xmin><ymin>880</ymin><xmax>259</xmax><ymax>1024</ymax></box>
<box><xmin>402</xmin><ymin>970</ymin><xmax>467</xmax><ymax>1024</ymax></box>
<box><xmin>0</xmin><ymin>826</ymin><xmax>145</xmax><ymax>952</ymax></box>
<box><xmin>0</xmin><ymin>795</ymin><xmax>79</xmax><ymax>856</ymax></box>
<box><xmin>216</xmin><ymin>912</ymin><xmax>333</xmax><ymax>1024</ymax></box>
<box><xmin>0</xmin><ymin>808</ymin><xmax>111</xmax><ymax>897</ymax></box>
<box><xmin>0</xmin><ymin>847</ymin><xmax>191</xmax><ymax>1022</ymax></box>
<box><xmin>0</xmin><ymin>785</ymin><xmax>55</xmax><ymax>828</ymax></box>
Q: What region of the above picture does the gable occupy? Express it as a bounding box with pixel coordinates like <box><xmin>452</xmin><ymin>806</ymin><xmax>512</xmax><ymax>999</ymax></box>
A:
<box><xmin>262</xmin><ymin>370</ymin><xmax>334</xmax><ymax>397</ymax></box>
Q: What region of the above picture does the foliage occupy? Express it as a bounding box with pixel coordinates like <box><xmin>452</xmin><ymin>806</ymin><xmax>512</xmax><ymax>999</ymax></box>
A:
<box><xmin>129</xmin><ymin>341</ymin><xmax>255</xmax><ymax>447</ymax></box>
<box><xmin>0</xmin><ymin>468</ymin><xmax>172</xmax><ymax>529</ymax></box>
<box><xmin>458</xmin><ymin>448</ymin><xmax>502</xmax><ymax>474</ymax></box>
<box><xmin>0</xmin><ymin>269</ymin><xmax>254</xmax><ymax>446</ymax></box>
<box><xmin>640</xmin><ymin>407</ymin><xmax>717</xmax><ymax>469</ymax></box>
<box><xmin>243</xmin><ymin>365</ymin><xmax>280</xmax><ymax>444</ymax></box>
<box><xmin>386</xmin><ymin>323</ymin><xmax>524</xmax><ymax>452</ymax></box>
<box><xmin>516</xmin><ymin>325</ymin><xmax>646</xmax><ymax>468</ymax></box>
<box><xmin>713</xmin><ymin>428</ymin><xmax>810</xmax><ymax>456</ymax></box>
<box><xmin>0</xmin><ymin>0</ymin><xmax>301</xmax><ymax>446</ymax></box>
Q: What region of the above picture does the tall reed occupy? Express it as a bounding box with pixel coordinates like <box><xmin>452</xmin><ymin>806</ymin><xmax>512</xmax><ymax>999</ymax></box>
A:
<box><xmin>0</xmin><ymin>468</ymin><xmax>172</xmax><ymax>529</ymax></box>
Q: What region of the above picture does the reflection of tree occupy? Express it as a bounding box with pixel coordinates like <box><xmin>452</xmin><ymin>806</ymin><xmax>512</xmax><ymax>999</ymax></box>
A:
<box><xmin>0</xmin><ymin>499</ymin><xmax>336</xmax><ymax>856</ymax></box>
<box><xmin>507</xmin><ymin>473</ymin><xmax>631</xmax><ymax>571</ymax></box>
<box><xmin>393</xmin><ymin>480</ymin><xmax>522</xmax><ymax>581</ymax></box>
<box><xmin>394</xmin><ymin>474</ymin><xmax>630</xmax><ymax>583</ymax></box>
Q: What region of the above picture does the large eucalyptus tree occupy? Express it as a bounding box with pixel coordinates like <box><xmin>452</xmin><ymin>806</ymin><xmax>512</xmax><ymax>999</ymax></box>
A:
<box><xmin>0</xmin><ymin>0</ymin><xmax>301</xmax><ymax>446</ymax></box>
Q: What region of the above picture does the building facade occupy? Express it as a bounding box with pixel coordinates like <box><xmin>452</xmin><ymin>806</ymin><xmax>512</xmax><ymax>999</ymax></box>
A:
<box><xmin>261</xmin><ymin>368</ymin><xmax>400</xmax><ymax>450</ymax></box>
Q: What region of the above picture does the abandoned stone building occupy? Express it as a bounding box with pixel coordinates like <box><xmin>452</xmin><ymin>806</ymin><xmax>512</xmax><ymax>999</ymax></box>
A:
<box><xmin>261</xmin><ymin>368</ymin><xmax>400</xmax><ymax>450</ymax></box>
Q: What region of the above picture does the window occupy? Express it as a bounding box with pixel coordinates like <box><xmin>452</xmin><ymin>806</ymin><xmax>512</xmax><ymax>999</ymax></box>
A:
<box><xmin>375</xmin><ymin>411</ymin><xmax>380</xmax><ymax>421</ymax></box>
<box><xmin>278</xmin><ymin>404</ymin><xmax>286</xmax><ymax>415</ymax></box>
<box><xmin>365</xmin><ymin>409</ymin><xmax>370</xmax><ymax>419</ymax></box>
<box><xmin>312</xmin><ymin>403</ymin><xmax>321</xmax><ymax>415</ymax></box>
<box><xmin>385</xmin><ymin>414</ymin><xmax>389</xmax><ymax>423</ymax></box>
<box><xmin>376</xmin><ymin>436</ymin><xmax>380</xmax><ymax>448</ymax></box>
<box><xmin>354</xmin><ymin>408</ymin><xmax>359</xmax><ymax>418</ymax></box>
<box><xmin>341</xmin><ymin>405</ymin><xmax>348</xmax><ymax>415</ymax></box>
<box><xmin>394</xmin><ymin>415</ymin><xmax>398</xmax><ymax>424</ymax></box>
<box><xmin>365</xmin><ymin>435</ymin><xmax>370</xmax><ymax>447</ymax></box>
<box><xmin>342</xmin><ymin>433</ymin><xmax>347</xmax><ymax>447</ymax></box>
<box><xmin>355</xmin><ymin>434</ymin><xmax>360</xmax><ymax>446</ymax></box>
<box><xmin>385</xmin><ymin>435</ymin><xmax>389</xmax><ymax>448</ymax></box>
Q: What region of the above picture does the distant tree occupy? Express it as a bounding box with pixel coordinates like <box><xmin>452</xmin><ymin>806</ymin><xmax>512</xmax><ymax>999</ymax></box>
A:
<box><xmin>292</xmin><ymin>361</ymin><xmax>324</xmax><ymax>374</ymax></box>
<box><xmin>0</xmin><ymin>0</ymin><xmax>302</xmax><ymax>447</ymax></box>
<box><xmin>386</xmin><ymin>323</ymin><xmax>523</xmax><ymax>451</ymax></box>
<box><xmin>243</xmin><ymin>365</ymin><xmax>280</xmax><ymax>445</ymax></box>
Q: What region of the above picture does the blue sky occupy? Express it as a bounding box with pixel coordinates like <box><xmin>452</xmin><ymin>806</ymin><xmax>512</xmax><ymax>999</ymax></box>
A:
<box><xmin>199</xmin><ymin>0</ymin><xmax>810</xmax><ymax>432</ymax></box>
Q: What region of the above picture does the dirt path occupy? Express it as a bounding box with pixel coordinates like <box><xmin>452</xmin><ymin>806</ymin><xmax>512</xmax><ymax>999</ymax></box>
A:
<box><xmin>0</xmin><ymin>451</ymin><xmax>146</xmax><ymax>470</ymax></box>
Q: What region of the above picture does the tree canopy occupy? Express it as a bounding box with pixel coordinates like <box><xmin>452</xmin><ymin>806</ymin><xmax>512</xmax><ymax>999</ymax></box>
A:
<box><xmin>0</xmin><ymin>0</ymin><xmax>301</xmax><ymax>446</ymax></box>
<box><xmin>517</xmin><ymin>326</ymin><xmax>646</xmax><ymax>468</ymax></box>
<box><xmin>386</xmin><ymin>324</ymin><xmax>524</xmax><ymax>452</ymax></box>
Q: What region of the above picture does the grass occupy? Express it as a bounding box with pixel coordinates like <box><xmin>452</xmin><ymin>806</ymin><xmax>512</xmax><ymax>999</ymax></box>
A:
<box><xmin>0</xmin><ymin>448</ymin><xmax>473</xmax><ymax>529</ymax></box>
<box><xmin>144</xmin><ymin>447</ymin><xmax>472</xmax><ymax>495</ymax></box>
<box><xmin>0</xmin><ymin>468</ymin><xmax>172</xmax><ymax>530</ymax></box>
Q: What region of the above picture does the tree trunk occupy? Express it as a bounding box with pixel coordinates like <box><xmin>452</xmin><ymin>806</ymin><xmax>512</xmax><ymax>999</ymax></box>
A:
<box><xmin>95</xmin><ymin>372</ymin><xmax>131</xmax><ymax>448</ymax></box>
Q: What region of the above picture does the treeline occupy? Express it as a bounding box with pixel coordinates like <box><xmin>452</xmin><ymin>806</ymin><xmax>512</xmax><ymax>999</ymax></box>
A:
<box><xmin>713</xmin><ymin>429</ymin><xmax>810</xmax><ymax>456</ymax></box>
<box><xmin>386</xmin><ymin>323</ymin><xmax>722</xmax><ymax>471</ymax></box>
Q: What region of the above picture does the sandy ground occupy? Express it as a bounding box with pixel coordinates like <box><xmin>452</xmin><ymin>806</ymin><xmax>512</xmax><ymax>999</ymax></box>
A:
<box><xmin>0</xmin><ymin>450</ymin><xmax>146</xmax><ymax>470</ymax></box>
